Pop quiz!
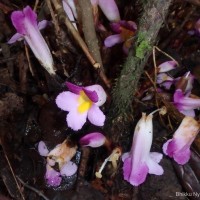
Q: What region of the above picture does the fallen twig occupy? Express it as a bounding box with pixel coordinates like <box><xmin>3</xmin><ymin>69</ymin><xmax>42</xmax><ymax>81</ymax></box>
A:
<box><xmin>0</xmin><ymin>140</ymin><xmax>26</xmax><ymax>200</ymax></box>
<box><xmin>16</xmin><ymin>176</ymin><xmax>50</xmax><ymax>200</ymax></box>
<box><xmin>51</xmin><ymin>0</ymin><xmax>110</xmax><ymax>87</ymax></box>
<box><xmin>78</xmin><ymin>0</ymin><xmax>110</xmax><ymax>87</ymax></box>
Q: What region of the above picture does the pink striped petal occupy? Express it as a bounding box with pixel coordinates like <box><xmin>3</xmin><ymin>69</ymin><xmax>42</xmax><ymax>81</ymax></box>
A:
<box><xmin>79</xmin><ymin>132</ymin><xmax>106</xmax><ymax>147</ymax></box>
<box><xmin>104</xmin><ymin>34</ymin><xmax>123</xmax><ymax>47</ymax></box>
<box><xmin>60</xmin><ymin>161</ymin><xmax>77</xmax><ymax>176</ymax></box>
<box><xmin>87</xmin><ymin>105</ymin><xmax>105</xmax><ymax>126</ymax></box>
<box><xmin>56</xmin><ymin>91</ymin><xmax>79</xmax><ymax>112</ymax></box>
<box><xmin>67</xmin><ymin>110</ymin><xmax>87</xmax><ymax>131</ymax></box>
<box><xmin>98</xmin><ymin>0</ymin><xmax>120</xmax><ymax>22</ymax></box>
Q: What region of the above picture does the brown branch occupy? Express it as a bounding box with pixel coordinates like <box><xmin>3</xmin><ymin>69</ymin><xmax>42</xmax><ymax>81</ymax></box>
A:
<box><xmin>77</xmin><ymin>0</ymin><xmax>110</xmax><ymax>87</ymax></box>
<box><xmin>50</xmin><ymin>0</ymin><xmax>110</xmax><ymax>87</ymax></box>
<box><xmin>46</xmin><ymin>0</ymin><xmax>60</xmax><ymax>35</ymax></box>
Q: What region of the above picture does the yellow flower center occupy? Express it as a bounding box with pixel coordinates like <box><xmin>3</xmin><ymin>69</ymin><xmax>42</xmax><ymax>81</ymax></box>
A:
<box><xmin>77</xmin><ymin>91</ymin><xmax>93</xmax><ymax>113</ymax></box>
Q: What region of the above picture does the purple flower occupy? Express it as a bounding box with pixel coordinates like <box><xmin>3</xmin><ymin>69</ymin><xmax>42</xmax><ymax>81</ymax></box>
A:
<box><xmin>38</xmin><ymin>140</ymin><xmax>78</xmax><ymax>186</ymax></box>
<box><xmin>56</xmin><ymin>82</ymin><xmax>107</xmax><ymax>131</ymax></box>
<box><xmin>79</xmin><ymin>132</ymin><xmax>106</xmax><ymax>147</ymax></box>
<box><xmin>157</xmin><ymin>61</ymin><xmax>177</xmax><ymax>73</ymax></box>
<box><xmin>122</xmin><ymin>112</ymin><xmax>163</xmax><ymax>186</ymax></box>
<box><xmin>45</xmin><ymin>164</ymin><xmax>62</xmax><ymax>187</ymax></box>
<box><xmin>163</xmin><ymin>116</ymin><xmax>199</xmax><ymax>165</ymax></box>
<box><xmin>173</xmin><ymin>89</ymin><xmax>200</xmax><ymax>117</ymax></box>
<box><xmin>8</xmin><ymin>6</ymin><xmax>55</xmax><ymax>75</ymax></box>
<box><xmin>104</xmin><ymin>20</ymin><xmax>137</xmax><ymax>54</ymax></box>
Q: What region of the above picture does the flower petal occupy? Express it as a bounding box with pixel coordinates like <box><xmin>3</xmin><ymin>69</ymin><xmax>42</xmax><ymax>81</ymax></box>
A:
<box><xmin>160</xmin><ymin>81</ymin><xmax>173</xmax><ymax>90</ymax></box>
<box><xmin>98</xmin><ymin>0</ymin><xmax>120</xmax><ymax>22</ymax></box>
<box><xmin>158</xmin><ymin>61</ymin><xmax>177</xmax><ymax>73</ymax></box>
<box><xmin>65</xmin><ymin>0</ymin><xmax>77</xmax><ymax>18</ymax></box>
<box><xmin>123</xmin><ymin>157</ymin><xmax>149</xmax><ymax>186</ymax></box>
<box><xmin>23</xmin><ymin>6</ymin><xmax>37</xmax><ymax>28</ymax></box>
<box><xmin>83</xmin><ymin>88</ymin><xmax>98</xmax><ymax>103</ymax></box>
<box><xmin>7</xmin><ymin>33</ymin><xmax>23</xmax><ymax>44</ymax></box>
<box><xmin>60</xmin><ymin>161</ymin><xmax>77</xmax><ymax>176</ymax></box>
<box><xmin>87</xmin><ymin>105</ymin><xmax>105</xmax><ymax>126</ymax></box>
<box><xmin>11</xmin><ymin>11</ymin><xmax>26</xmax><ymax>34</ymax></box>
<box><xmin>173</xmin><ymin>148</ymin><xmax>191</xmax><ymax>165</ymax></box>
<box><xmin>85</xmin><ymin>85</ymin><xmax>107</xmax><ymax>106</ymax></box>
<box><xmin>157</xmin><ymin>73</ymin><xmax>174</xmax><ymax>84</ymax></box>
<box><xmin>162</xmin><ymin>139</ymin><xmax>172</xmax><ymax>155</ymax></box>
<box><xmin>56</xmin><ymin>91</ymin><xmax>79</xmax><ymax>112</ymax></box>
<box><xmin>38</xmin><ymin>20</ymin><xmax>49</xmax><ymax>30</ymax></box>
<box><xmin>45</xmin><ymin>165</ymin><xmax>62</xmax><ymax>187</ymax></box>
<box><xmin>121</xmin><ymin>152</ymin><xmax>130</xmax><ymax>162</ymax></box>
<box><xmin>67</xmin><ymin>110</ymin><xmax>87</xmax><ymax>131</ymax></box>
<box><xmin>146</xmin><ymin>158</ymin><xmax>164</xmax><ymax>175</ymax></box>
<box><xmin>179</xmin><ymin>109</ymin><xmax>195</xmax><ymax>117</ymax></box>
<box><xmin>62</xmin><ymin>0</ymin><xmax>77</xmax><ymax>29</ymax></box>
<box><xmin>104</xmin><ymin>34</ymin><xmax>123</xmax><ymax>47</ymax></box>
<box><xmin>149</xmin><ymin>152</ymin><xmax>163</xmax><ymax>163</ymax></box>
<box><xmin>79</xmin><ymin>132</ymin><xmax>106</xmax><ymax>147</ymax></box>
<box><xmin>174</xmin><ymin>89</ymin><xmax>200</xmax><ymax>110</ymax></box>
<box><xmin>38</xmin><ymin>141</ymin><xmax>49</xmax><ymax>156</ymax></box>
<box><xmin>66</xmin><ymin>82</ymin><xmax>82</xmax><ymax>94</ymax></box>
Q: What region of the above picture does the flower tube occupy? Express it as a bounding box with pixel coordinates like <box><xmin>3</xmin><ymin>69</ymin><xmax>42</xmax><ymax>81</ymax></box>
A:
<box><xmin>163</xmin><ymin>116</ymin><xmax>199</xmax><ymax>165</ymax></box>
<box><xmin>8</xmin><ymin>6</ymin><xmax>55</xmax><ymax>75</ymax></box>
<box><xmin>122</xmin><ymin>109</ymin><xmax>165</xmax><ymax>186</ymax></box>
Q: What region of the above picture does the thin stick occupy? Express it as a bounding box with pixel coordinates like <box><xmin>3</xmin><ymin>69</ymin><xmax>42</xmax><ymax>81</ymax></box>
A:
<box><xmin>16</xmin><ymin>177</ymin><xmax>50</xmax><ymax>200</ymax></box>
<box><xmin>46</xmin><ymin>0</ymin><xmax>60</xmax><ymax>35</ymax></box>
<box><xmin>34</xmin><ymin>0</ymin><xmax>40</xmax><ymax>11</ymax></box>
<box><xmin>0</xmin><ymin>140</ymin><xmax>26</xmax><ymax>200</ymax></box>
<box><xmin>51</xmin><ymin>0</ymin><xmax>110</xmax><ymax>87</ymax></box>
<box><xmin>25</xmin><ymin>45</ymin><xmax>35</xmax><ymax>76</ymax></box>
<box><xmin>154</xmin><ymin>46</ymin><xmax>179</xmax><ymax>66</ymax></box>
